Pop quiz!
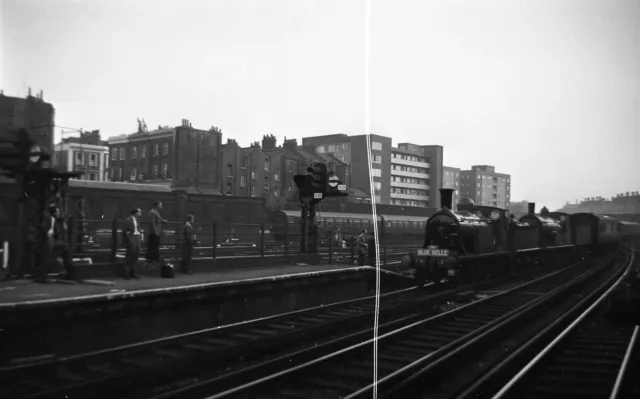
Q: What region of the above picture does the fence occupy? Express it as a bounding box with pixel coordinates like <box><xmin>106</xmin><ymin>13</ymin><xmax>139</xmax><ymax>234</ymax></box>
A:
<box><xmin>63</xmin><ymin>218</ymin><xmax>421</xmax><ymax>269</ymax></box>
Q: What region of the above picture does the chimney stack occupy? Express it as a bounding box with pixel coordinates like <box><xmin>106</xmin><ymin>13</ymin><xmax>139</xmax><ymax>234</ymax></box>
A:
<box><xmin>439</xmin><ymin>188</ymin><xmax>454</xmax><ymax>210</ymax></box>
<box><xmin>528</xmin><ymin>202</ymin><xmax>536</xmax><ymax>216</ymax></box>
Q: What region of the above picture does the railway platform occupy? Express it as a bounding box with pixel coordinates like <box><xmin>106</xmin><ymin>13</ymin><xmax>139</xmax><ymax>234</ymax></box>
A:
<box><xmin>0</xmin><ymin>262</ymin><xmax>415</xmax><ymax>361</ymax></box>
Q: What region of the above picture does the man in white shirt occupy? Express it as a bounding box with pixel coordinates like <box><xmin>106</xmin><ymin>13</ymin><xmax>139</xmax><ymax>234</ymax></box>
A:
<box><xmin>122</xmin><ymin>208</ymin><xmax>142</xmax><ymax>280</ymax></box>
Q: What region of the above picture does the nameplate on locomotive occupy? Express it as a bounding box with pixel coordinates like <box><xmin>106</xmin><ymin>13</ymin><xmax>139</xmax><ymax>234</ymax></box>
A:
<box><xmin>417</xmin><ymin>248</ymin><xmax>450</xmax><ymax>257</ymax></box>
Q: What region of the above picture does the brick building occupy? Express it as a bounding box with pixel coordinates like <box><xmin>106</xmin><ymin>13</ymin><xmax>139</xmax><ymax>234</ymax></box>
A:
<box><xmin>0</xmin><ymin>89</ymin><xmax>54</xmax><ymax>154</ymax></box>
<box><xmin>261</xmin><ymin>135</ymin><xmax>305</xmax><ymax>199</ymax></box>
<box><xmin>0</xmin><ymin>90</ymin><xmax>55</xmax><ymax>185</ymax></box>
<box><xmin>53</xmin><ymin>130</ymin><xmax>109</xmax><ymax>181</ymax></box>
<box><xmin>107</xmin><ymin>119</ymin><xmax>223</xmax><ymax>192</ymax></box>
<box><xmin>460</xmin><ymin>165</ymin><xmax>511</xmax><ymax>208</ymax></box>
<box><xmin>301</xmin><ymin>133</ymin><xmax>443</xmax><ymax>208</ymax></box>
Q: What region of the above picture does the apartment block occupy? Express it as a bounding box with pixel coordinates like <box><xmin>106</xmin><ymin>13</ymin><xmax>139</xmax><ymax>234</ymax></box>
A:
<box><xmin>107</xmin><ymin>119</ymin><xmax>223</xmax><ymax>192</ymax></box>
<box><xmin>442</xmin><ymin>166</ymin><xmax>461</xmax><ymax>207</ymax></box>
<box><xmin>302</xmin><ymin>134</ymin><xmax>443</xmax><ymax>208</ymax></box>
<box><xmin>53</xmin><ymin>130</ymin><xmax>109</xmax><ymax>181</ymax></box>
<box><xmin>460</xmin><ymin>165</ymin><xmax>511</xmax><ymax>208</ymax></box>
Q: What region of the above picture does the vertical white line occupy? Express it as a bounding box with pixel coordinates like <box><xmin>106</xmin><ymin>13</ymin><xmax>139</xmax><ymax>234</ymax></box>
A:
<box><xmin>363</xmin><ymin>0</ymin><xmax>380</xmax><ymax>398</ymax></box>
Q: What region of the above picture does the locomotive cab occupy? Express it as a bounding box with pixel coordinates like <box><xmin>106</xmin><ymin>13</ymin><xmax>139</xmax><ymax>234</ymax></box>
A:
<box><xmin>548</xmin><ymin>211</ymin><xmax>572</xmax><ymax>246</ymax></box>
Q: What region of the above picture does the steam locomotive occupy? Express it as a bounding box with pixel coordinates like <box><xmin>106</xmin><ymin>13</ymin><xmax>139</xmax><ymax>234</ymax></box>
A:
<box><xmin>408</xmin><ymin>188</ymin><xmax>640</xmax><ymax>286</ymax></box>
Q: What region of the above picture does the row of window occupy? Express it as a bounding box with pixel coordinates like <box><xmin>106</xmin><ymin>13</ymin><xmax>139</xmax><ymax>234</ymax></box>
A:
<box><xmin>391</xmin><ymin>153</ymin><xmax>428</xmax><ymax>163</ymax></box>
<box><xmin>392</xmin><ymin>176</ymin><xmax>428</xmax><ymax>185</ymax></box>
<box><xmin>392</xmin><ymin>164</ymin><xmax>428</xmax><ymax>174</ymax></box>
<box><xmin>391</xmin><ymin>188</ymin><xmax>428</xmax><ymax>196</ymax></box>
<box><xmin>316</xmin><ymin>143</ymin><xmax>350</xmax><ymax>153</ymax></box>
<box><xmin>74</xmin><ymin>151</ymin><xmax>106</xmax><ymax>167</ymax></box>
<box><xmin>109</xmin><ymin>163</ymin><xmax>169</xmax><ymax>181</ymax></box>
<box><xmin>391</xmin><ymin>199</ymin><xmax>428</xmax><ymax>207</ymax></box>
<box><xmin>111</xmin><ymin>142</ymin><xmax>169</xmax><ymax>161</ymax></box>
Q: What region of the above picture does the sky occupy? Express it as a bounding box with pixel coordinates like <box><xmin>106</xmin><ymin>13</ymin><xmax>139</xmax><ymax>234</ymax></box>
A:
<box><xmin>2</xmin><ymin>0</ymin><xmax>639</xmax><ymax>211</ymax></box>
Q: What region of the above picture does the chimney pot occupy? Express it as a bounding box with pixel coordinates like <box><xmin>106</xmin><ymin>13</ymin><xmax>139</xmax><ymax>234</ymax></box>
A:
<box><xmin>439</xmin><ymin>188</ymin><xmax>454</xmax><ymax>210</ymax></box>
<box><xmin>528</xmin><ymin>202</ymin><xmax>536</xmax><ymax>216</ymax></box>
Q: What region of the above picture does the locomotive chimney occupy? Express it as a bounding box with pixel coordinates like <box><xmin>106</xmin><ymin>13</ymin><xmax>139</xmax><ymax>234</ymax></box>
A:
<box><xmin>528</xmin><ymin>202</ymin><xmax>536</xmax><ymax>216</ymax></box>
<box><xmin>439</xmin><ymin>188</ymin><xmax>454</xmax><ymax>210</ymax></box>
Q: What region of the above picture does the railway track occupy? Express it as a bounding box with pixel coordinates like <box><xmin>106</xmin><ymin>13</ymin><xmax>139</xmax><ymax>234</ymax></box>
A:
<box><xmin>141</xmin><ymin>253</ymin><xmax>617</xmax><ymax>399</ymax></box>
<box><xmin>0</xmin><ymin>263</ymin><xmax>544</xmax><ymax>399</ymax></box>
<box><xmin>454</xmin><ymin>251</ymin><xmax>639</xmax><ymax>399</ymax></box>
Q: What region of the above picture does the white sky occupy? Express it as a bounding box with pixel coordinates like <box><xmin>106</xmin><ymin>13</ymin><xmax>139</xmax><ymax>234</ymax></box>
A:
<box><xmin>2</xmin><ymin>0</ymin><xmax>639</xmax><ymax>210</ymax></box>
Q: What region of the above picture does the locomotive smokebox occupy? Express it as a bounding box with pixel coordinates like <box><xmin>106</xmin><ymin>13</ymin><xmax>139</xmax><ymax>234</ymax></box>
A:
<box><xmin>439</xmin><ymin>188</ymin><xmax>454</xmax><ymax>210</ymax></box>
<box><xmin>528</xmin><ymin>202</ymin><xmax>536</xmax><ymax>215</ymax></box>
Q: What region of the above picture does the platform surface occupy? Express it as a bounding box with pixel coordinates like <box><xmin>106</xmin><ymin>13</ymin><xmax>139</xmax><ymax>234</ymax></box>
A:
<box><xmin>0</xmin><ymin>263</ymin><xmax>410</xmax><ymax>308</ymax></box>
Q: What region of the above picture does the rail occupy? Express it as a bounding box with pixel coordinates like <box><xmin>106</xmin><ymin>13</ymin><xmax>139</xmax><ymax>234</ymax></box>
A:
<box><xmin>490</xmin><ymin>249</ymin><xmax>637</xmax><ymax>399</ymax></box>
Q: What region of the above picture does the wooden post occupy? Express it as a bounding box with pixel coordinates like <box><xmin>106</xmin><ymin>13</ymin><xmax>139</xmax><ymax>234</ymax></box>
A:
<box><xmin>212</xmin><ymin>222</ymin><xmax>217</xmax><ymax>259</ymax></box>
<box><xmin>284</xmin><ymin>221</ymin><xmax>289</xmax><ymax>256</ymax></box>
<box><xmin>329</xmin><ymin>229</ymin><xmax>333</xmax><ymax>264</ymax></box>
<box><xmin>260</xmin><ymin>223</ymin><xmax>265</xmax><ymax>257</ymax></box>
<box><xmin>110</xmin><ymin>219</ymin><xmax>118</xmax><ymax>263</ymax></box>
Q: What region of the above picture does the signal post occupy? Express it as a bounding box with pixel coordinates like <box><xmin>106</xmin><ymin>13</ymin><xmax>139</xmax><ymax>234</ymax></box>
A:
<box><xmin>0</xmin><ymin>128</ymin><xmax>81</xmax><ymax>278</ymax></box>
<box><xmin>293</xmin><ymin>163</ymin><xmax>349</xmax><ymax>254</ymax></box>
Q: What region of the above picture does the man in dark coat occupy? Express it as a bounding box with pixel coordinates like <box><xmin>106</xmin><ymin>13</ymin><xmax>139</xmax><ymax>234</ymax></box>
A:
<box><xmin>145</xmin><ymin>200</ymin><xmax>168</xmax><ymax>268</ymax></box>
<box><xmin>37</xmin><ymin>206</ymin><xmax>76</xmax><ymax>282</ymax></box>
<box><xmin>182</xmin><ymin>214</ymin><xmax>196</xmax><ymax>274</ymax></box>
<box><xmin>122</xmin><ymin>208</ymin><xmax>142</xmax><ymax>280</ymax></box>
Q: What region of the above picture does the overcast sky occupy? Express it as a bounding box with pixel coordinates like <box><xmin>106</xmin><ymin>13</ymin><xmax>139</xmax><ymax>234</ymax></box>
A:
<box><xmin>2</xmin><ymin>0</ymin><xmax>639</xmax><ymax>210</ymax></box>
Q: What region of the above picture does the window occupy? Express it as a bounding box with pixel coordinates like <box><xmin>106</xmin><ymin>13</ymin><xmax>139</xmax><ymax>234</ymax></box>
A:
<box><xmin>286</xmin><ymin>160</ymin><xmax>293</xmax><ymax>173</ymax></box>
<box><xmin>373</xmin><ymin>155</ymin><xmax>382</xmax><ymax>163</ymax></box>
<box><xmin>141</xmin><ymin>146</ymin><xmax>146</xmax><ymax>158</ymax></box>
<box><xmin>374</xmin><ymin>182</ymin><xmax>382</xmax><ymax>190</ymax></box>
<box><xmin>274</xmin><ymin>188</ymin><xmax>279</xmax><ymax>197</ymax></box>
<box><xmin>132</xmin><ymin>147</ymin><xmax>137</xmax><ymax>159</ymax></box>
<box><xmin>371</xmin><ymin>168</ymin><xmax>382</xmax><ymax>177</ymax></box>
<box><xmin>162</xmin><ymin>142</ymin><xmax>169</xmax><ymax>156</ymax></box>
<box><xmin>251</xmin><ymin>171</ymin><xmax>256</xmax><ymax>180</ymax></box>
<box><xmin>154</xmin><ymin>144</ymin><xmax>159</xmax><ymax>157</ymax></box>
<box><xmin>264</xmin><ymin>159</ymin><xmax>270</xmax><ymax>171</ymax></box>
<box><xmin>317</xmin><ymin>146</ymin><xmax>326</xmax><ymax>153</ymax></box>
<box><xmin>110</xmin><ymin>168</ymin><xmax>115</xmax><ymax>180</ymax></box>
<box><xmin>153</xmin><ymin>164</ymin><xmax>159</xmax><ymax>179</ymax></box>
<box><xmin>226</xmin><ymin>183</ymin><xmax>232</xmax><ymax>195</ymax></box>
<box><xmin>241</xmin><ymin>157</ymin><xmax>247</xmax><ymax>169</ymax></box>
<box><xmin>240</xmin><ymin>175</ymin><xmax>246</xmax><ymax>187</ymax></box>
<box><xmin>264</xmin><ymin>176</ymin><xmax>269</xmax><ymax>188</ymax></box>
<box><xmin>162</xmin><ymin>163</ymin><xmax>168</xmax><ymax>178</ymax></box>
<box><xmin>75</xmin><ymin>151</ymin><xmax>83</xmax><ymax>165</ymax></box>
<box><xmin>288</xmin><ymin>181</ymin><xmax>293</xmax><ymax>191</ymax></box>
<box><xmin>372</xmin><ymin>141</ymin><xmax>382</xmax><ymax>151</ymax></box>
<box><xmin>251</xmin><ymin>185</ymin><xmax>256</xmax><ymax>197</ymax></box>
<box><xmin>342</xmin><ymin>143</ymin><xmax>350</xmax><ymax>149</ymax></box>
<box><xmin>227</xmin><ymin>164</ymin><xmax>233</xmax><ymax>177</ymax></box>
<box><xmin>274</xmin><ymin>170</ymin><xmax>280</xmax><ymax>181</ymax></box>
<box><xmin>89</xmin><ymin>153</ymin><xmax>97</xmax><ymax>166</ymax></box>
<box><xmin>89</xmin><ymin>173</ymin><xmax>96</xmax><ymax>181</ymax></box>
<box><xmin>111</xmin><ymin>148</ymin><xmax>118</xmax><ymax>160</ymax></box>
<box><xmin>103</xmin><ymin>154</ymin><xmax>108</xmax><ymax>168</ymax></box>
<box><xmin>130</xmin><ymin>167</ymin><xmax>137</xmax><ymax>181</ymax></box>
<box><xmin>375</xmin><ymin>195</ymin><xmax>381</xmax><ymax>203</ymax></box>
<box><xmin>120</xmin><ymin>148</ymin><xmax>125</xmax><ymax>160</ymax></box>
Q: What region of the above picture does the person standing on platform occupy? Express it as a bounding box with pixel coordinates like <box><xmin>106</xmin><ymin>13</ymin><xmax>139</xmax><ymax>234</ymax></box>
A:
<box><xmin>123</xmin><ymin>208</ymin><xmax>142</xmax><ymax>280</ymax></box>
<box><xmin>37</xmin><ymin>206</ymin><xmax>76</xmax><ymax>282</ymax></box>
<box><xmin>357</xmin><ymin>229</ymin><xmax>368</xmax><ymax>266</ymax></box>
<box><xmin>182</xmin><ymin>214</ymin><xmax>196</xmax><ymax>274</ymax></box>
<box><xmin>145</xmin><ymin>201</ymin><xmax>168</xmax><ymax>268</ymax></box>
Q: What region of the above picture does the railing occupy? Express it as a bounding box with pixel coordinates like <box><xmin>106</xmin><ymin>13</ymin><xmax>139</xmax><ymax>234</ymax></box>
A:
<box><xmin>64</xmin><ymin>219</ymin><xmax>421</xmax><ymax>269</ymax></box>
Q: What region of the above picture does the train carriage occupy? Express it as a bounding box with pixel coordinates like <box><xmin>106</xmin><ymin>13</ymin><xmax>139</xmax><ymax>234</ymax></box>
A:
<box><xmin>274</xmin><ymin>210</ymin><xmax>383</xmax><ymax>239</ymax></box>
<box><xmin>380</xmin><ymin>214</ymin><xmax>430</xmax><ymax>237</ymax></box>
<box><xmin>570</xmin><ymin>213</ymin><xmax>621</xmax><ymax>248</ymax></box>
